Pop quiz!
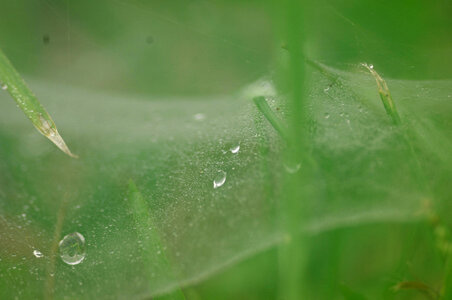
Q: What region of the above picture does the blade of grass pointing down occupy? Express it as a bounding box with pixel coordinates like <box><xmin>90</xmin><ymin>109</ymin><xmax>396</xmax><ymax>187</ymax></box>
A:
<box><xmin>0</xmin><ymin>48</ymin><xmax>77</xmax><ymax>158</ymax></box>
<box><xmin>128</xmin><ymin>180</ymin><xmax>185</xmax><ymax>300</ymax></box>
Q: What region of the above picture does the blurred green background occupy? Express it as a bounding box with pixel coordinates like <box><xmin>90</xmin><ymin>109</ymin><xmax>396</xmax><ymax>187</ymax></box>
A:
<box><xmin>1</xmin><ymin>0</ymin><xmax>451</xmax><ymax>97</ymax></box>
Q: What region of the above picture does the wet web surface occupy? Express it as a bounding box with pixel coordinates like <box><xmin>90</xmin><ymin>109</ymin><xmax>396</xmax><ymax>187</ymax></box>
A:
<box><xmin>1</xmin><ymin>64</ymin><xmax>451</xmax><ymax>298</ymax></box>
<box><xmin>0</xmin><ymin>0</ymin><xmax>451</xmax><ymax>299</ymax></box>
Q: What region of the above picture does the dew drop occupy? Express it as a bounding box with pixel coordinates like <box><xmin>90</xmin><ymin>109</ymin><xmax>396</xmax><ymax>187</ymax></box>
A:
<box><xmin>33</xmin><ymin>250</ymin><xmax>43</xmax><ymax>258</ymax></box>
<box><xmin>230</xmin><ymin>144</ymin><xmax>240</xmax><ymax>154</ymax></box>
<box><xmin>193</xmin><ymin>113</ymin><xmax>205</xmax><ymax>121</ymax></box>
<box><xmin>369</xmin><ymin>64</ymin><xmax>374</xmax><ymax>69</ymax></box>
<box><xmin>58</xmin><ymin>232</ymin><xmax>86</xmax><ymax>265</ymax></box>
<box><xmin>213</xmin><ymin>170</ymin><xmax>227</xmax><ymax>189</ymax></box>
<box><xmin>284</xmin><ymin>162</ymin><xmax>301</xmax><ymax>174</ymax></box>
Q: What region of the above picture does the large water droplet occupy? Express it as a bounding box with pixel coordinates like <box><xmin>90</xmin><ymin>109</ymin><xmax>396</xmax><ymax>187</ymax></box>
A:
<box><xmin>33</xmin><ymin>250</ymin><xmax>43</xmax><ymax>258</ymax></box>
<box><xmin>213</xmin><ymin>170</ymin><xmax>227</xmax><ymax>189</ymax></box>
<box><xmin>230</xmin><ymin>144</ymin><xmax>240</xmax><ymax>154</ymax></box>
<box><xmin>58</xmin><ymin>232</ymin><xmax>86</xmax><ymax>265</ymax></box>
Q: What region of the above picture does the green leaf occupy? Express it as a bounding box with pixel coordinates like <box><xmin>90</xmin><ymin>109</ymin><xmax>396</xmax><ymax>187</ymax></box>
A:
<box><xmin>0</xmin><ymin>48</ymin><xmax>77</xmax><ymax>158</ymax></box>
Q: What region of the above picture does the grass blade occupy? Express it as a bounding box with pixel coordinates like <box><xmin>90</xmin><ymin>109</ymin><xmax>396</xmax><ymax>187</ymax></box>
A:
<box><xmin>128</xmin><ymin>180</ymin><xmax>185</xmax><ymax>300</ymax></box>
<box><xmin>0</xmin><ymin>48</ymin><xmax>77</xmax><ymax>158</ymax></box>
<box><xmin>253</xmin><ymin>96</ymin><xmax>289</xmax><ymax>141</ymax></box>
<box><xmin>362</xmin><ymin>63</ymin><xmax>401</xmax><ymax>125</ymax></box>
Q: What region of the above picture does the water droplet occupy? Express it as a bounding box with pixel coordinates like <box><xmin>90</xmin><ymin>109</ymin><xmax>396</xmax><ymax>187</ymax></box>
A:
<box><xmin>213</xmin><ymin>170</ymin><xmax>227</xmax><ymax>189</ymax></box>
<box><xmin>33</xmin><ymin>250</ymin><xmax>43</xmax><ymax>258</ymax></box>
<box><xmin>284</xmin><ymin>162</ymin><xmax>301</xmax><ymax>174</ymax></box>
<box><xmin>230</xmin><ymin>144</ymin><xmax>240</xmax><ymax>154</ymax></box>
<box><xmin>369</xmin><ymin>64</ymin><xmax>374</xmax><ymax>69</ymax></box>
<box><xmin>193</xmin><ymin>113</ymin><xmax>205</xmax><ymax>121</ymax></box>
<box><xmin>58</xmin><ymin>232</ymin><xmax>86</xmax><ymax>265</ymax></box>
<box><xmin>324</xmin><ymin>113</ymin><xmax>330</xmax><ymax>119</ymax></box>
<box><xmin>1</xmin><ymin>84</ymin><xmax>7</xmax><ymax>90</ymax></box>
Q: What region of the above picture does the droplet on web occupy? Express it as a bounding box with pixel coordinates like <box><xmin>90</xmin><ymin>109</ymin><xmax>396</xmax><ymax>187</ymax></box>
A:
<box><xmin>213</xmin><ymin>170</ymin><xmax>227</xmax><ymax>189</ymax></box>
<box><xmin>59</xmin><ymin>232</ymin><xmax>86</xmax><ymax>265</ymax></box>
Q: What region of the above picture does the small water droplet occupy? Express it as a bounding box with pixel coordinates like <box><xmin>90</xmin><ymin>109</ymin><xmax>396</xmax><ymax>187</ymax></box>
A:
<box><xmin>58</xmin><ymin>232</ymin><xmax>86</xmax><ymax>265</ymax></box>
<box><xmin>213</xmin><ymin>170</ymin><xmax>227</xmax><ymax>189</ymax></box>
<box><xmin>324</xmin><ymin>113</ymin><xmax>330</xmax><ymax>119</ymax></box>
<box><xmin>369</xmin><ymin>64</ymin><xmax>374</xmax><ymax>69</ymax></box>
<box><xmin>193</xmin><ymin>113</ymin><xmax>205</xmax><ymax>121</ymax></box>
<box><xmin>230</xmin><ymin>144</ymin><xmax>240</xmax><ymax>154</ymax></box>
<box><xmin>33</xmin><ymin>250</ymin><xmax>43</xmax><ymax>258</ymax></box>
<box><xmin>1</xmin><ymin>84</ymin><xmax>7</xmax><ymax>90</ymax></box>
<box><xmin>284</xmin><ymin>162</ymin><xmax>301</xmax><ymax>174</ymax></box>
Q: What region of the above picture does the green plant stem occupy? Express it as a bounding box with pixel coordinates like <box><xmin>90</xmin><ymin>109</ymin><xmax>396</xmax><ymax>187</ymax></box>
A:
<box><xmin>278</xmin><ymin>0</ymin><xmax>311</xmax><ymax>299</ymax></box>
<box><xmin>0</xmin><ymin>48</ymin><xmax>77</xmax><ymax>158</ymax></box>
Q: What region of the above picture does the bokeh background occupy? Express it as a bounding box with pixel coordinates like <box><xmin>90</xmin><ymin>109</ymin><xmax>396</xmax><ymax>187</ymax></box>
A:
<box><xmin>1</xmin><ymin>0</ymin><xmax>451</xmax><ymax>97</ymax></box>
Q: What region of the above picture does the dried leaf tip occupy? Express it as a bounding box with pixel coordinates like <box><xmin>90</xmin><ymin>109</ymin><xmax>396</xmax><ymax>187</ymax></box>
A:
<box><xmin>37</xmin><ymin>116</ymin><xmax>78</xmax><ymax>158</ymax></box>
<box><xmin>361</xmin><ymin>63</ymin><xmax>401</xmax><ymax>125</ymax></box>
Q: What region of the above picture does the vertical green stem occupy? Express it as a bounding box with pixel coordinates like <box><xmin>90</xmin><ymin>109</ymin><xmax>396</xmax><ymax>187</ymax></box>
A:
<box><xmin>278</xmin><ymin>0</ymin><xmax>311</xmax><ymax>299</ymax></box>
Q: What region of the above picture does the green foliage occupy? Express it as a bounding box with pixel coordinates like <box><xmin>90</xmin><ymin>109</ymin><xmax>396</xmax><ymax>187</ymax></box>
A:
<box><xmin>0</xmin><ymin>0</ymin><xmax>451</xmax><ymax>299</ymax></box>
<box><xmin>0</xmin><ymin>48</ymin><xmax>76</xmax><ymax>157</ymax></box>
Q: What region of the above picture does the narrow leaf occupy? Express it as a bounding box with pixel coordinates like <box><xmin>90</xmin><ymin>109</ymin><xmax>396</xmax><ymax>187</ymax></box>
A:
<box><xmin>253</xmin><ymin>96</ymin><xmax>289</xmax><ymax>141</ymax></box>
<box><xmin>128</xmin><ymin>180</ymin><xmax>186</xmax><ymax>300</ymax></box>
<box><xmin>362</xmin><ymin>63</ymin><xmax>401</xmax><ymax>125</ymax></box>
<box><xmin>0</xmin><ymin>48</ymin><xmax>77</xmax><ymax>158</ymax></box>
